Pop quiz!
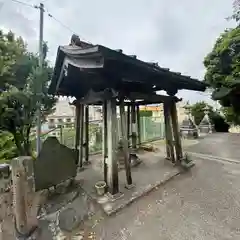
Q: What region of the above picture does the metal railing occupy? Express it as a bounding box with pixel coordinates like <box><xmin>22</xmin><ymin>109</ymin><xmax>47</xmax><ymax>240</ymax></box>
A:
<box><xmin>37</xmin><ymin>116</ymin><xmax>165</xmax><ymax>154</ymax></box>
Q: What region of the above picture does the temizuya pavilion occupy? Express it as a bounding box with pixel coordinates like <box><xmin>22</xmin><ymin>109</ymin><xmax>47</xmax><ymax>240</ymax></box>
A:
<box><xmin>48</xmin><ymin>36</ymin><xmax>206</xmax><ymax>196</ymax></box>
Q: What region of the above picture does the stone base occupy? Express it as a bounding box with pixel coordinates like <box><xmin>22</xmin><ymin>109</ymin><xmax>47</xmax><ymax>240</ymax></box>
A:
<box><xmin>181</xmin><ymin>160</ymin><xmax>195</xmax><ymax>169</ymax></box>
<box><xmin>105</xmin><ymin>192</ymin><xmax>124</xmax><ymax>202</ymax></box>
<box><xmin>165</xmin><ymin>157</ymin><xmax>176</xmax><ymax>165</ymax></box>
<box><xmin>125</xmin><ymin>183</ymin><xmax>135</xmax><ymax>190</ymax></box>
<box><xmin>83</xmin><ymin>161</ymin><xmax>92</xmax><ymax>166</ymax></box>
<box><xmin>199</xmin><ymin>125</ymin><xmax>212</xmax><ymax>134</ymax></box>
<box><xmin>118</xmin><ymin>153</ymin><xmax>142</xmax><ymax>170</ymax></box>
<box><xmin>77</xmin><ymin>151</ymin><xmax>183</xmax><ymax>216</ymax></box>
<box><xmin>180</xmin><ymin>129</ymin><xmax>199</xmax><ymax>139</ymax></box>
<box><xmin>138</xmin><ymin>145</ymin><xmax>157</xmax><ymax>152</ymax></box>
<box><xmin>77</xmin><ymin>167</ymin><xmax>85</xmax><ymax>172</ymax></box>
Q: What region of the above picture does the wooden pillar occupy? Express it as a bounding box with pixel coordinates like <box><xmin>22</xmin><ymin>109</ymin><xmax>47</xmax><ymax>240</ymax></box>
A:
<box><xmin>106</xmin><ymin>98</ymin><xmax>119</xmax><ymax>195</ymax></box>
<box><xmin>120</xmin><ymin>99</ymin><xmax>133</xmax><ymax>186</ymax></box>
<box><xmin>170</xmin><ymin>100</ymin><xmax>183</xmax><ymax>163</ymax></box>
<box><xmin>75</xmin><ymin>103</ymin><xmax>81</xmax><ymax>165</ymax></box>
<box><xmin>78</xmin><ymin>104</ymin><xmax>84</xmax><ymax>169</ymax></box>
<box><xmin>131</xmin><ymin>102</ymin><xmax>137</xmax><ymax>149</ymax></box>
<box><xmin>12</xmin><ymin>157</ymin><xmax>38</xmax><ymax>237</ymax></box>
<box><xmin>163</xmin><ymin>101</ymin><xmax>175</xmax><ymax>163</ymax></box>
<box><xmin>102</xmin><ymin>101</ymin><xmax>108</xmax><ymax>188</ymax></box>
<box><xmin>127</xmin><ymin>105</ymin><xmax>131</xmax><ymax>147</ymax></box>
<box><xmin>84</xmin><ymin>105</ymin><xmax>89</xmax><ymax>164</ymax></box>
<box><xmin>136</xmin><ymin>105</ymin><xmax>141</xmax><ymax>146</ymax></box>
<box><xmin>59</xmin><ymin>125</ymin><xmax>63</xmax><ymax>144</ymax></box>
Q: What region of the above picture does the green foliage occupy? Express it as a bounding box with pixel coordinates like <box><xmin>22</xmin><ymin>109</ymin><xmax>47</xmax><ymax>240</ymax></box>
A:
<box><xmin>231</xmin><ymin>0</ymin><xmax>240</xmax><ymax>23</ymax></box>
<box><xmin>139</xmin><ymin>110</ymin><xmax>152</xmax><ymax>117</ymax></box>
<box><xmin>221</xmin><ymin>106</ymin><xmax>240</xmax><ymax>125</ymax></box>
<box><xmin>61</xmin><ymin>123</ymin><xmax>102</xmax><ymax>152</ymax></box>
<box><xmin>204</xmin><ymin>26</ymin><xmax>240</xmax><ymax>125</ymax></box>
<box><xmin>189</xmin><ymin>101</ymin><xmax>230</xmax><ymax>131</ymax></box>
<box><xmin>189</xmin><ymin>101</ymin><xmax>214</xmax><ymax>125</ymax></box>
<box><xmin>0</xmin><ymin>30</ymin><xmax>26</xmax><ymax>91</ymax></box>
<box><xmin>0</xmin><ymin>131</ymin><xmax>17</xmax><ymax>163</ymax></box>
<box><xmin>204</xmin><ymin>27</ymin><xmax>240</xmax><ymax>89</ymax></box>
<box><xmin>0</xmin><ymin>30</ymin><xmax>57</xmax><ymax>158</ymax></box>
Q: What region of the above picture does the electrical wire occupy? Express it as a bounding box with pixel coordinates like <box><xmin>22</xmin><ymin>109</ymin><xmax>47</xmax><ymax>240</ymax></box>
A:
<box><xmin>9</xmin><ymin>0</ymin><xmax>36</xmax><ymax>9</ymax></box>
<box><xmin>9</xmin><ymin>0</ymin><xmax>92</xmax><ymax>44</ymax></box>
<box><xmin>45</xmin><ymin>7</ymin><xmax>93</xmax><ymax>44</ymax></box>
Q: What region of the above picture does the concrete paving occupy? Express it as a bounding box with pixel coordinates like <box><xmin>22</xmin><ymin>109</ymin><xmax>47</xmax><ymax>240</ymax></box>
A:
<box><xmin>92</xmin><ymin>156</ymin><xmax>240</xmax><ymax>239</ymax></box>
<box><xmin>77</xmin><ymin>151</ymin><xmax>181</xmax><ymax>216</ymax></box>
<box><xmin>89</xmin><ymin>133</ymin><xmax>240</xmax><ymax>239</ymax></box>
<box><xmin>184</xmin><ymin>133</ymin><xmax>240</xmax><ymax>160</ymax></box>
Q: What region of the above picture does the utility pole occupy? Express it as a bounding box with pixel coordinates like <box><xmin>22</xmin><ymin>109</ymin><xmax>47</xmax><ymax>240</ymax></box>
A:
<box><xmin>36</xmin><ymin>3</ymin><xmax>44</xmax><ymax>156</ymax></box>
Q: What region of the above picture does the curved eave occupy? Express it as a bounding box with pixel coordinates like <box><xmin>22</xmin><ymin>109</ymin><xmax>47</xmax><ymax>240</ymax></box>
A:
<box><xmin>49</xmin><ymin>44</ymin><xmax>207</xmax><ymax>95</ymax></box>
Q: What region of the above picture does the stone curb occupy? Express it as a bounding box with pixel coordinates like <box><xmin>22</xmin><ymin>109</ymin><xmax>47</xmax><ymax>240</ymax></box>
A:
<box><xmin>188</xmin><ymin>152</ymin><xmax>240</xmax><ymax>165</ymax></box>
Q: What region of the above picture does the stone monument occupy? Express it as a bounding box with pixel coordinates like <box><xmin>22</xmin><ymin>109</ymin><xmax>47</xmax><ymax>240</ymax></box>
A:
<box><xmin>180</xmin><ymin>103</ymin><xmax>199</xmax><ymax>139</ymax></box>
<box><xmin>199</xmin><ymin>106</ymin><xmax>213</xmax><ymax>134</ymax></box>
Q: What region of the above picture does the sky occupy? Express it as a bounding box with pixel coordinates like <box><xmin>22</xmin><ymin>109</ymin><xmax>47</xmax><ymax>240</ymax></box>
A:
<box><xmin>0</xmin><ymin>0</ymin><xmax>237</xmax><ymax>106</ymax></box>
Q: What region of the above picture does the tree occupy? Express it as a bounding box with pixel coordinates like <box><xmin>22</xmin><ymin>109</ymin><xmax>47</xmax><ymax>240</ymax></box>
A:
<box><xmin>232</xmin><ymin>0</ymin><xmax>240</xmax><ymax>23</ymax></box>
<box><xmin>189</xmin><ymin>101</ymin><xmax>214</xmax><ymax>125</ymax></box>
<box><xmin>189</xmin><ymin>101</ymin><xmax>230</xmax><ymax>131</ymax></box>
<box><xmin>0</xmin><ymin>30</ymin><xmax>57</xmax><ymax>157</ymax></box>
<box><xmin>204</xmin><ymin>27</ymin><xmax>240</xmax><ymax>89</ymax></box>
<box><xmin>203</xmin><ymin>1</ymin><xmax>240</xmax><ymax>125</ymax></box>
<box><xmin>0</xmin><ymin>30</ymin><xmax>26</xmax><ymax>91</ymax></box>
<box><xmin>203</xmin><ymin>26</ymin><xmax>240</xmax><ymax>125</ymax></box>
<box><xmin>0</xmin><ymin>131</ymin><xmax>17</xmax><ymax>163</ymax></box>
<box><xmin>221</xmin><ymin>106</ymin><xmax>240</xmax><ymax>125</ymax></box>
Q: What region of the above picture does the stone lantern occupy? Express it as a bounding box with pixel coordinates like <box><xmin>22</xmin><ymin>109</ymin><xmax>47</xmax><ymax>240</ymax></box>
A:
<box><xmin>199</xmin><ymin>106</ymin><xmax>213</xmax><ymax>134</ymax></box>
<box><xmin>180</xmin><ymin>102</ymin><xmax>199</xmax><ymax>139</ymax></box>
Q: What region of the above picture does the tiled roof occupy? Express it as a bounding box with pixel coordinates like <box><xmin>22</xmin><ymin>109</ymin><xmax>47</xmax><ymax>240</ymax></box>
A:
<box><xmin>48</xmin><ymin>100</ymin><xmax>75</xmax><ymax>118</ymax></box>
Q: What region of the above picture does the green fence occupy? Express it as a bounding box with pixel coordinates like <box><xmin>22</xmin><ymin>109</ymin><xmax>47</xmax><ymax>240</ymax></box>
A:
<box><xmin>39</xmin><ymin>116</ymin><xmax>165</xmax><ymax>154</ymax></box>
<box><xmin>140</xmin><ymin>116</ymin><xmax>165</xmax><ymax>142</ymax></box>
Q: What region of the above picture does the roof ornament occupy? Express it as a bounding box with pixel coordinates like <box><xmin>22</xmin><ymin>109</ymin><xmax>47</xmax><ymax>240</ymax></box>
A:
<box><xmin>70</xmin><ymin>34</ymin><xmax>82</xmax><ymax>47</ymax></box>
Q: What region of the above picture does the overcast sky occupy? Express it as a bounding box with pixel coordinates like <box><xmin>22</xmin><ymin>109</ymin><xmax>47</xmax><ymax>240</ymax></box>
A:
<box><xmin>0</xmin><ymin>0</ymin><xmax>236</xmax><ymax>105</ymax></box>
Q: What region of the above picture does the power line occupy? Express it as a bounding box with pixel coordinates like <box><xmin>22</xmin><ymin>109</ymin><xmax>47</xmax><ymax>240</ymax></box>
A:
<box><xmin>48</xmin><ymin>13</ymin><xmax>77</xmax><ymax>35</ymax></box>
<box><xmin>9</xmin><ymin>0</ymin><xmax>93</xmax><ymax>44</ymax></box>
<box><xmin>45</xmin><ymin>7</ymin><xmax>92</xmax><ymax>44</ymax></box>
<box><xmin>10</xmin><ymin>0</ymin><xmax>36</xmax><ymax>9</ymax></box>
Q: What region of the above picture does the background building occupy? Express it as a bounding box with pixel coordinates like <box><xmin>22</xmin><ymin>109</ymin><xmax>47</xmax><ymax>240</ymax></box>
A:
<box><xmin>139</xmin><ymin>102</ymin><xmax>187</xmax><ymax>124</ymax></box>
<box><xmin>44</xmin><ymin>100</ymin><xmax>101</xmax><ymax>137</ymax></box>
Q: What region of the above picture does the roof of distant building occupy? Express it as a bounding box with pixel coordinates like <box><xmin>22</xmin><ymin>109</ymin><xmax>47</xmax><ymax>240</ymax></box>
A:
<box><xmin>48</xmin><ymin>100</ymin><xmax>75</xmax><ymax>118</ymax></box>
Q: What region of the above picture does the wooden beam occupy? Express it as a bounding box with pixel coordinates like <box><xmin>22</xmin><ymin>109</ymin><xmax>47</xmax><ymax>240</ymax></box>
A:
<box><xmin>163</xmin><ymin>101</ymin><xmax>175</xmax><ymax>163</ymax></box>
<box><xmin>170</xmin><ymin>100</ymin><xmax>183</xmax><ymax>163</ymax></box>
<box><xmin>127</xmin><ymin>105</ymin><xmax>131</xmax><ymax>147</ymax></box>
<box><xmin>131</xmin><ymin>101</ymin><xmax>137</xmax><ymax>150</ymax></box>
<box><xmin>74</xmin><ymin>90</ymin><xmax>180</xmax><ymax>106</ymax></box>
<box><xmin>75</xmin><ymin>99</ymin><xmax>178</xmax><ymax>106</ymax></box>
<box><xmin>75</xmin><ymin>103</ymin><xmax>80</xmax><ymax>165</ymax></box>
<box><xmin>119</xmin><ymin>99</ymin><xmax>133</xmax><ymax>186</ymax></box>
<box><xmin>78</xmin><ymin>104</ymin><xmax>84</xmax><ymax>169</ymax></box>
<box><xmin>102</xmin><ymin>101</ymin><xmax>108</xmax><ymax>189</ymax></box>
<box><xmin>136</xmin><ymin>105</ymin><xmax>141</xmax><ymax>146</ymax></box>
<box><xmin>127</xmin><ymin>92</ymin><xmax>180</xmax><ymax>103</ymax></box>
<box><xmin>84</xmin><ymin>105</ymin><xmax>89</xmax><ymax>163</ymax></box>
<box><xmin>78</xmin><ymin>89</ymin><xmax>118</xmax><ymax>105</ymax></box>
<box><xmin>106</xmin><ymin>98</ymin><xmax>119</xmax><ymax>195</ymax></box>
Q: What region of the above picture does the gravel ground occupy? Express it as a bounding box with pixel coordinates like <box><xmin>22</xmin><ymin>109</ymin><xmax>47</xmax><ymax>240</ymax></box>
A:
<box><xmin>0</xmin><ymin>191</ymin><xmax>14</xmax><ymax>240</ymax></box>
<box><xmin>91</xmin><ymin>157</ymin><xmax>240</xmax><ymax>239</ymax></box>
